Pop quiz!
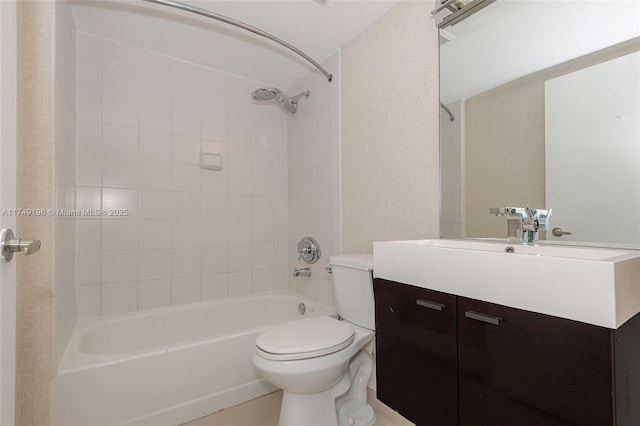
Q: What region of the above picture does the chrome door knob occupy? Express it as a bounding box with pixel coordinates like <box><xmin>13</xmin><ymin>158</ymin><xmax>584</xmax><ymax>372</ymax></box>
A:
<box><xmin>1</xmin><ymin>228</ymin><xmax>41</xmax><ymax>262</ymax></box>
<box><xmin>551</xmin><ymin>227</ymin><xmax>573</xmax><ymax>237</ymax></box>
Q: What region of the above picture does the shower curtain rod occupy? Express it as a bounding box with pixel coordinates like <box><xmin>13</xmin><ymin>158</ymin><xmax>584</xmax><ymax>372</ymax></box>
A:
<box><xmin>141</xmin><ymin>0</ymin><xmax>333</xmax><ymax>82</ymax></box>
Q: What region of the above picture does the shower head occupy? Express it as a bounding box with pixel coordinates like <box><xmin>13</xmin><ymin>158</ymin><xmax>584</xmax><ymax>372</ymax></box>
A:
<box><xmin>251</xmin><ymin>87</ymin><xmax>279</xmax><ymax>101</ymax></box>
<box><xmin>250</xmin><ymin>87</ymin><xmax>310</xmax><ymax>115</ymax></box>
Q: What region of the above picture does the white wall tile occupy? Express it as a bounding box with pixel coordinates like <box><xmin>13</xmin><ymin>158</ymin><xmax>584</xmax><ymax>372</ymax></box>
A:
<box><xmin>172</xmin><ymin>135</ymin><xmax>200</xmax><ymax>165</ymax></box>
<box><xmin>77</xmin><ymin>285</ymin><xmax>101</xmax><ymax>318</ymax></box>
<box><xmin>77</xmin><ymin>120</ymin><xmax>101</xmax><ymax>154</ymax></box>
<box><xmin>172</xmin><ymin>275</ymin><xmax>201</xmax><ymax>305</ymax></box>
<box><xmin>77</xmin><ymin>32</ymin><xmax>102</xmax><ymax>58</ymax></box>
<box><xmin>139</xmin><ymin>190</ymin><xmax>171</xmax><ymax>220</ymax></box>
<box><xmin>139</xmin><ymin>250</ymin><xmax>171</xmax><ymax>280</ymax></box>
<box><xmin>139</xmin><ymin>97</ymin><xmax>171</xmax><ymax>133</ymax></box>
<box><xmin>77</xmin><ymin>220</ymin><xmax>101</xmax><ymax>252</ymax></box>
<box><xmin>103</xmin><ymin>157</ymin><xmax>138</xmax><ymax>188</ymax></box>
<box><xmin>77</xmin><ymin>153</ymin><xmax>102</xmax><ymax>187</ymax></box>
<box><xmin>139</xmin><ymin>221</ymin><xmax>172</xmax><ymax>249</ymax></box>
<box><xmin>201</xmin><ymin>247</ymin><xmax>227</xmax><ymax>275</ymax></box>
<box><xmin>227</xmin><ymin>196</ymin><xmax>251</xmax><ymax>221</ymax></box>
<box><xmin>201</xmin><ymin>221</ymin><xmax>227</xmax><ymax>247</ymax></box>
<box><xmin>202</xmin><ymin>274</ymin><xmax>228</xmax><ymax>300</ymax></box>
<box><xmin>172</xmin><ymin>192</ymin><xmax>201</xmax><ymax>220</ymax></box>
<box><xmin>77</xmin><ymin>88</ymin><xmax>101</xmax><ymax>122</ymax></box>
<box><xmin>103</xmin><ymin>124</ymin><xmax>138</xmax><ymax>158</ymax></box>
<box><xmin>139</xmin><ymin>279</ymin><xmax>171</xmax><ymax>310</ymax></box>
<box><xmin>172</xmin><ymin>104</ymin><xmax>200</xmax><ymax>138</ymax></box>
<box><xmin>228</xmin><ymin>271</ymin><xmax>252</xmax><ymax>297</ymax></box>
<box><xmin>228</xmin><ymin>221</ymin><xmax>252</xmax><ymax>246</ymax></box>
<box><xmin>172</xmin><ymin>163</ymin><xmax>201</xmax><ymax>192</ymax></box>
<box><xmin>253</xmin><ymin>269</ymin><xmax>274</xmax><ymax>294</ymax></box>
<box><xmin>139</xmin><ymin>160</ymin><xmax>171</xmax><ymax>190</ymax></box>
<box><xmin>102</xmin><ymin>60</ymin><xmax>138</xmax><ymax>96</ymax></box>
<box><xmin>228</xmin><ymin>170</ymin><xmax>252</xmax><ymax>196</ymax></box>
<box><xmin>102</xmin><ymin>188</ymin><xmax>138</xmax><ymax>218</ymax></box>
<box><xmin>140</xmin><ymin>130</ymin><xmax>171</xmax><ymax>161</ymax></box>
<box><xmin>172</xmin><ymin>248</ymin><xmax>201</xmax><ymax>277</ymax></box>
<box><xmin>102</xmin><ymin>251</ymin><xmax>138</xmax><ymax>283</ymax></box>
<box><xmin>102</xmin><ymin>282</ymin><xmax>138</xmax><ymax>316</ymax></box>
<box><xmin>201</xmin><ymin>169</ymin><xmax>228</xmax><ymax>195</ymax></box>
<box><xmin>172</xmin><ymin>221</ymin><xmax>201</xmax><ymax>248</ymax></box>
<box><xmin>102</xmin><ymin>39</ymin><xmax>140</xmax><ymax>67</ymax></box>
<box><xmin>77</xmin><ymin>252</ymin><xmax>101</xmax><ymax>286</ymax></box>
<box><xmin>76</xmin><ymin>186</ymin><xmax>101</xmax><ymax>211</ymax></box>
<box><xmin>103</xmin><ymin>92</ymin><xmax>137</xmax><ymax>128</ymax></box>
<box><xmin>102</xmin><ymin>220</ymin><xmax>138</xmax><ymax>252</ymax></box>
<box><xmin>228</xmin><ymin>246</ymin><xmax>251</xmax><ymax>272</ymax></box>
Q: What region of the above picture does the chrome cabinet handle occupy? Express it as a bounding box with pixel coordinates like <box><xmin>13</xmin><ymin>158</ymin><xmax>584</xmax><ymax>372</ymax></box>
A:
<box><xmin>465</xmin><ymin>310</ymin><xmax>503</xmax><ymax>325</ymax></box>
<box><xmin>552</xmin><ymin>227</ymin><xmax>572</xmax><ymax>237</ymax></box>
<box><xmin>416</xmin><ymin>299</ymin><xmax>446</xmax><ymax>311</ymax></box>
<box><xmin>1</xmin><ymin>228</ymin><xmax>41</xmax><ymax>262</ymax></box>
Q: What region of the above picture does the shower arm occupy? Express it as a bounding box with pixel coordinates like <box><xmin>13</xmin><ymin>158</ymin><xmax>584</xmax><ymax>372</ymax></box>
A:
<box><xmin>141</xmin><ymin>0</ymin><xmax>333</xmax><ymax>82</ymax></box>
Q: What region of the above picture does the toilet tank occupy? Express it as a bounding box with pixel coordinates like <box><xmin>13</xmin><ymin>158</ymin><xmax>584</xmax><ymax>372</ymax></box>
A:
<box><xmin>329</xmin><ymin>254</ymin><xmax>375</xmax><ymax>330</ymax></box>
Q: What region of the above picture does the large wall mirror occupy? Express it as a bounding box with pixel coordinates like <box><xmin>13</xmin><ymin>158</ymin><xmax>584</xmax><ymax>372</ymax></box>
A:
<box><xmin>439</xmin><ymin>0</ymin><xmax>640</xmax><ymax>248</ymax></box>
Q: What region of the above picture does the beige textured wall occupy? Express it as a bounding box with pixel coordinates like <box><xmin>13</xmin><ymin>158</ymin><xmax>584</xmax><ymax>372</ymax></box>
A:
<box><xmin>341</xmin><ymin>1</ymin><xmax>440</xmax><ymax>253</ymax></box>
<box><xmin>16</xmin><ymin>1</ymin><xmax>54</xmax><ymax>424</ymax></box>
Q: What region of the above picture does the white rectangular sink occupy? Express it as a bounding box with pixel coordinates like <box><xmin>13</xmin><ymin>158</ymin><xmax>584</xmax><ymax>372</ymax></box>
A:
<box><xmin>373</xmin><ymin>239</ymin><xmax>640</xmax><ymax>328</ymax></box>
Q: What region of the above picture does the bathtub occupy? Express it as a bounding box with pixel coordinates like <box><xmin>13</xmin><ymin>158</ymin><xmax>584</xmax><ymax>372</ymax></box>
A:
<box><xmin>50</xmin><ymin>291</ymin><xmax>336</xmax><ymax>426</ymax></box>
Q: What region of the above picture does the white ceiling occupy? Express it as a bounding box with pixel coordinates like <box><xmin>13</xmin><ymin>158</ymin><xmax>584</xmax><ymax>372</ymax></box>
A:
<box><xmin>440</xmin><ymin>0</ymin><xmax>640</xmax><ymax>104</ymax></box>
<box><xmin>70</xmin><ymin>0</ymin><xmax>398</xmax><ymax>89</ymax></box>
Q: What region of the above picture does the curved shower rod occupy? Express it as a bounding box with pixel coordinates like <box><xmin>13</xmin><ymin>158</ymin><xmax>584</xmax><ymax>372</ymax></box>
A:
<box><xmin>440</xmin><ymin>103</ymin><xmax>455</xmax><ymax>121</ymax></box>
<box><xmin>141</xmin><ymin>0</ymin><xmax>333</xmax><ymax>82</ymax></box>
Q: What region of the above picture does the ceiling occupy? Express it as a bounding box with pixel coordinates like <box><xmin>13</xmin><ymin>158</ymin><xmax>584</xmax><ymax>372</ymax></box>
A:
<box><xmin>70</xmin><ymin>0</ymin><xmax>398</xmax><ymax>89</ymax></box>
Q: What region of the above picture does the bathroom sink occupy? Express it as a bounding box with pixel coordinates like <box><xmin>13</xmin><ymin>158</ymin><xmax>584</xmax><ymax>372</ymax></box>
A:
<box><xmin>373</xmin><ymin>239</ymin><xmax>640</xmax><ymax>328</ymax></box>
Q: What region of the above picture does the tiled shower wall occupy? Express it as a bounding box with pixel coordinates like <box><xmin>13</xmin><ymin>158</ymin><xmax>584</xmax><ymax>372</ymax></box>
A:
<box><xmin>287</xmin><ymin>53</ymin><xmax>341</xmax><ymax>307</ymax></box>
<box><xmin>75</xmin><ymin>33</ymin><xmax>288</xmax><ymax>317</ymax></box>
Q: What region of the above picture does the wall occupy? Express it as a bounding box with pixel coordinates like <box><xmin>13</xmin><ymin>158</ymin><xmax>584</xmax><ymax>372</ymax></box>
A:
<box><xmin>53</xmin><ymin>0</ymin><xmax>77</xmax><ymax>369</ymax></box>
<box><xmin>340</xmin><ymin>0</ymin><xmax>440</xmax><ymax>253</ymax></box>
<box><xmin>75</xmin><ymin>34</ymin><xmax>288</xmax><ymax>317</ymax></box>
<box><xmin>287</xmin><ymin>52</ymin><xmax>340</xmax><ymax>307</ymax></box>
<box><xmin>15</xmin><ymin>1</ymin><xmax>56</xmax><ymax>423</ymax></box>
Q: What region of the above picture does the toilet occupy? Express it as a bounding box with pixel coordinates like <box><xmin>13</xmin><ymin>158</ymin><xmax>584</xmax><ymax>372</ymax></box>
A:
<box><xmin>252</xmin><ymin>254</ymin><xmax>376</xmax><ymax>426</ymax></box>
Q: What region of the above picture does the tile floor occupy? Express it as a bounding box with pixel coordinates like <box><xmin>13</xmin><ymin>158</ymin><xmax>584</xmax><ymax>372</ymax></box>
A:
<box><xmin>183</xmin><ymin>389</ymin><xmax>415</xmax><ymax>426</ymax></box>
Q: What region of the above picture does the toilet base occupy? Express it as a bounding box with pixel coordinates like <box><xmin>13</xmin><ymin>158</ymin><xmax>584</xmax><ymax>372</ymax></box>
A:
<box><xmin>278</xmin><ymin>372</ymin><xmax>351</xmax><ymax>426</ymax></box>
<box><xmin>278</xmin><ymin>351</ymin><xmax>375</xmax><ymax>426</ymax></box>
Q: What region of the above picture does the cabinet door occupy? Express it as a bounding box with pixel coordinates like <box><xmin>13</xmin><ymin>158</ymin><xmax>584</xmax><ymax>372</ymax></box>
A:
<box><xmin>458</xmin><ymin>297</ymin><xmax>614</xmax><ymax>426</ymax></box>
<box><xmin>374</xmin><ymin>279</ymin><xmax>457</xmax><ymax>426</ymax></box>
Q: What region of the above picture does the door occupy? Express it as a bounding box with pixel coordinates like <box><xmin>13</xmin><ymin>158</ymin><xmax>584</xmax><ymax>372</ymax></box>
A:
<box><xmin>545</xmin><ymin>51</ymin><xmax>640</xmax><ymax>244</ymax></box>
<box><xmin>458</xmin><ymin>297</ymin><xmax>614</xmax><ymax>426</ymax></box>
<box><xmin>0</xmin><ymin>1</ymin><xmax>17</xmax><ymax>424</ymax></box>
<box><xmin>374</xmin><ymin>279</ymin><xmax>458</xmax><ymax>426</ymax></box>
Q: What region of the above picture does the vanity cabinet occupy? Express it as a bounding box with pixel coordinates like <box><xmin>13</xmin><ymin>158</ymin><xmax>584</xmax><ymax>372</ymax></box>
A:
<box><xmin>374</xmin><ymin>278</ymin><xmax>640</xmax><ymax>426</ymax></box>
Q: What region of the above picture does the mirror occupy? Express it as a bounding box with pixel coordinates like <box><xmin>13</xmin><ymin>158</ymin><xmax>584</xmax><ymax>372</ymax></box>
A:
<box><xmin>439</xmin><ymin>0</ymin><xmax>640</xmax><ymax>248</ymax></box>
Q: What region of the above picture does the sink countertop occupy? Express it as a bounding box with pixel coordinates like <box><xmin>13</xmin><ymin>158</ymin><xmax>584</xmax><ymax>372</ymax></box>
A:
<box><xmin>373</xmin><ymin>239</ymin><xmax>640</xmax><ymax>329</ymax></box>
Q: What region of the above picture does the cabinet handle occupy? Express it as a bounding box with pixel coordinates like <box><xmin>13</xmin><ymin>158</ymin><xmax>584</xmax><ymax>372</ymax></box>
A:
<box><xmin>465</xmin><ymin>310</ymin><xmax>503</xmax><ymax>325</ymax></box>
<box><xmin>416</xmin><ymin>299</ymin><xmax>446</xmax><ymax>311</ymax></box>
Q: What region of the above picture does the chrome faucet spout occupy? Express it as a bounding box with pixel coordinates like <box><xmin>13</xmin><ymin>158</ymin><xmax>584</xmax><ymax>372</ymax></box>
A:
<box><xmin>490</xmin><ymin>206</ymin><xmax>551</xmax><ymax>244</ymax></box>
<box><xmin>293</xmin><ymin>267</ymin><xmax>311</xmax><ymax>277</ymax></box>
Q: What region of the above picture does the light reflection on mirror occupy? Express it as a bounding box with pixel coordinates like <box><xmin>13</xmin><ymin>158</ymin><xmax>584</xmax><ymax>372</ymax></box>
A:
<box><xmin>439</xmin><ymin>0</ymin><xmax>640</xmax><ymax>249</ymax></box>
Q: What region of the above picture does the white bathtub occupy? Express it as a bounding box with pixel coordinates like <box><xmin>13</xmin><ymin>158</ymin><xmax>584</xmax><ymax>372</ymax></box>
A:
<box><xmin>50</xmin><ymin>291</ymin><xmax>336</xmax><ymax>426</ymax></box>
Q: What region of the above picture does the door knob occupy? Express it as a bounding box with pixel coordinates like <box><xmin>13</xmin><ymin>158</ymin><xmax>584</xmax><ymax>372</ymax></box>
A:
<box><xmin>551</xmin><ymin>227</ymin><xmax>573</xmax><ymax>237</ymax></box>
<box><xmin>1</xmin><ymin>228</ymin><xmax>41</xmax><ymax>262</ymax></box>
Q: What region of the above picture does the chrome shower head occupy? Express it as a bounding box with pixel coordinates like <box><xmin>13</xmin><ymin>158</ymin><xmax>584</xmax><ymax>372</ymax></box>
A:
<box><xmin>250</xmin><ymin>87</ymin><xmax>310</xmax><ymax>115</ymax></box>
<box><xmin>251</xmin><ymin>88</ymin><xmax>279</xmax><ymax>101</ymax></box>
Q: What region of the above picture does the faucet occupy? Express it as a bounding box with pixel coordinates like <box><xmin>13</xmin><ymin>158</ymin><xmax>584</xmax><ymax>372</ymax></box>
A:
<box><xmin>293</xmin><ymin>267</ymin><xmax>311</xmax><ymax>277</ymax></box>
<box><xmin>490</xmin><ymin>206</ymin><xmax>551</xmax><ymax>244</ymax></box>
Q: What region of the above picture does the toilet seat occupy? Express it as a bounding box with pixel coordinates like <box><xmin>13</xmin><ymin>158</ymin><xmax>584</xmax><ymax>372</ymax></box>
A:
<box><xmin>255</xmin><ymin>316</ymin><xmax>355</xmax><ymax>361</ymax></box>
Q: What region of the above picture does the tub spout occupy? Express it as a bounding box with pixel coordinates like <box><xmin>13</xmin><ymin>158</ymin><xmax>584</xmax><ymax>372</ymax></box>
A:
<box><xmin>293</xmin><ymin>267</ymin><xmax>311</xmax><ymax>277</ymax></box>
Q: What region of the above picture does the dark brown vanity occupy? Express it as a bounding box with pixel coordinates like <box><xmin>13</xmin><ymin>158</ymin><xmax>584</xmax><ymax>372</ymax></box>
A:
<box><xmin>374</xmin><ymin>278</ymin><xmax>640</xmax><ymax>426</ymax></box>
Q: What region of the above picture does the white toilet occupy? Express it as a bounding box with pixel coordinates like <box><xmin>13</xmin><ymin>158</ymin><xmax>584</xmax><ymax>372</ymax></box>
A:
<box><xmin>252</xmin><ymin>254</ymin><xmax>376</xmax><ymax>426</ymax></box>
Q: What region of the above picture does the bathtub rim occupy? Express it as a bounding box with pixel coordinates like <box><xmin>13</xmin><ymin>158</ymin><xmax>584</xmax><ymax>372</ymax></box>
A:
<box><xmin>58</xmin><ymin>290</ymin><xmax>336</xmax><ymax>374</ymax></box>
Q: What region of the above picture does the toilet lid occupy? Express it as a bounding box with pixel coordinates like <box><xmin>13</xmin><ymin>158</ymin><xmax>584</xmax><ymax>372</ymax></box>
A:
<box><xmin>255</xmin><ymin>316</ymin><xmax>355</xmax><ymax>361</ymax></box>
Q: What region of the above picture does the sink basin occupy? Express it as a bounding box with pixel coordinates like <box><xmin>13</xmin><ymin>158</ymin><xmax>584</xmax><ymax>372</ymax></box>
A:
<box><xmin>373</xmin><ymin>239</ymin><xmax>640</xmax><ymax>328</ymax></box>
